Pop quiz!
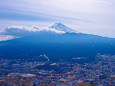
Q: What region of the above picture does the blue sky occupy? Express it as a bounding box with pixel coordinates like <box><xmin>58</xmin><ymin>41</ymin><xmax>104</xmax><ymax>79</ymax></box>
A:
<box><xmin>0</xmin><ymin>0</ymin><xmax>115</xmax><ymax>37</ymax></box>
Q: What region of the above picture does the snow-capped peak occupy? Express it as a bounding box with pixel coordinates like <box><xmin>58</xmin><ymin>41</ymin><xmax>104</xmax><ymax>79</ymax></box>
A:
<box><xmin>49</xmin><ymin>23</ymin><xmax>75</xmax><ymax>33</ymax></box>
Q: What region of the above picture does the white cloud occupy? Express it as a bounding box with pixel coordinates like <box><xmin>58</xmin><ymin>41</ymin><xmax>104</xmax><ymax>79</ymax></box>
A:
<box><xmin>7</xmin><ymin>25</ymin><xmax>39</xmax><ymax>32</ymax></box>
<box><xmin>5</xmin><ymin>25</ymin><xmax>65</xmax><ymax>34</ymax></box>
<box><xmin>0</xmin><ymin>35</ymin><xmax>15</xmax><ymax>41</ymax></box>
<box><xmin>1</xmin><ymin>0</ymin><xmax>114</xmax><ymax>17</ymax></box>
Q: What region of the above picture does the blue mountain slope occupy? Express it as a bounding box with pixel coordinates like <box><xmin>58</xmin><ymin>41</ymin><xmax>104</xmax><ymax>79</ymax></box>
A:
<box><xmin>0</xmin><ymin>32</ymin><xmax>115</xmax><ymax>63</ymax></box>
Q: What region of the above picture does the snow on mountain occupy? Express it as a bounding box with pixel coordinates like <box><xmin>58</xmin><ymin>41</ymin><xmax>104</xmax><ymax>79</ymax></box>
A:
<box><xmin>49</xmin><ymin>23</ymin><xmax>76</xmax><ymax>33</ymax></box>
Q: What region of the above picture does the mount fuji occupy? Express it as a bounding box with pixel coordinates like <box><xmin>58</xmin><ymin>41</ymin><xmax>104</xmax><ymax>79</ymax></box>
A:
<box><xmin>0</xmin><ymin>23</ymin><xmax>115</xmax><ymax>62</ymax></box>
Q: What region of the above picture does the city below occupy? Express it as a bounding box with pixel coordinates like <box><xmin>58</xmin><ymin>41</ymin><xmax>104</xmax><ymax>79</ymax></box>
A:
<box><xmin>0</xmin><ymin>54</ymin><xmax>114</xmax><ymax>86</ymax></box>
